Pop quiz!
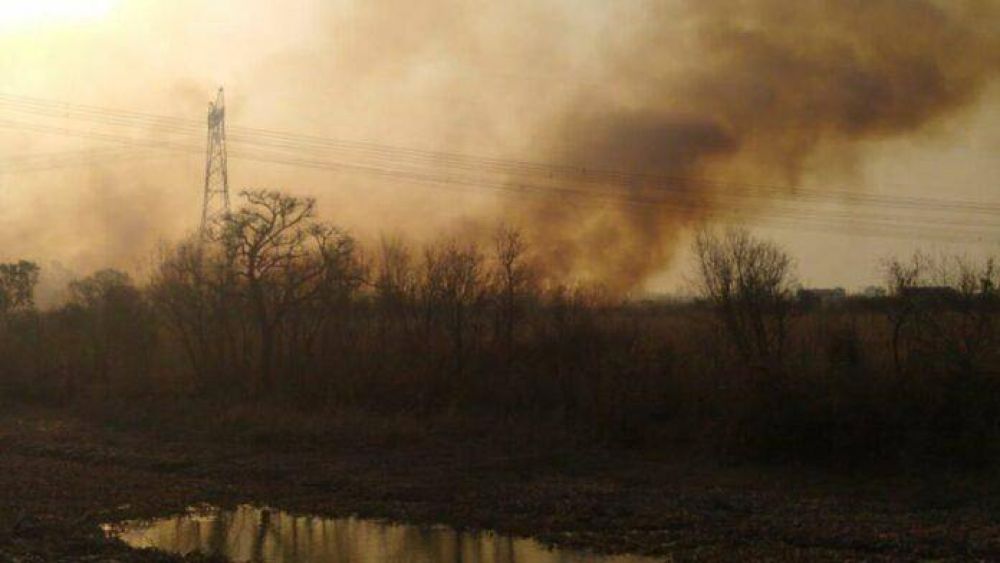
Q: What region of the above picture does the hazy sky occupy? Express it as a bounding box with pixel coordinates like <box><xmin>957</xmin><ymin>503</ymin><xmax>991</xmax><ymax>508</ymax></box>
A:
<box><xmin>0</xmin><ymin>0</ymin><xmax>997</xmax><ymax>294</ymax></box>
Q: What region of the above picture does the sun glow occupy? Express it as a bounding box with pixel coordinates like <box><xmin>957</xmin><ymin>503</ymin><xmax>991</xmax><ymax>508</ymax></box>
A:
<box><xmin>0</xmin><ymin>0</ymin><xmax>116</xmax><ymax>32</ymax></box>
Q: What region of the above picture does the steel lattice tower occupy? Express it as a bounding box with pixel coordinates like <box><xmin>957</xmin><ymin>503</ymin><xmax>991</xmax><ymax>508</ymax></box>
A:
<box><xmin>200</xmin><ymin>87</ymin><xmax>230</xmax><ymax>235</ymax></box>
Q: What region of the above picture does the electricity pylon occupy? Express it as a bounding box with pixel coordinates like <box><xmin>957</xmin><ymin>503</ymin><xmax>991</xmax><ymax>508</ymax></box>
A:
<box><xmin>200</xmin><ymin>87</ymin><xmax>230</xmax><ymax>236</ymax></box>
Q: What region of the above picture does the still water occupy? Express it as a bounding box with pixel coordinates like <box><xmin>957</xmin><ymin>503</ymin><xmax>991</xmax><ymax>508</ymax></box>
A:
<box><xmin>104</xmin><ymin>505</ymin><xmax>662</xmax><ymax>563</ymax></box>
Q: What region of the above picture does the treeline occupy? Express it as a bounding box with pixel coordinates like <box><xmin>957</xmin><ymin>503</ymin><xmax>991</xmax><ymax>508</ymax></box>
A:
<box><xmin>1</xmin><ymin>190</ymin><xmax>998</xmax><ymax>465</ymax></box>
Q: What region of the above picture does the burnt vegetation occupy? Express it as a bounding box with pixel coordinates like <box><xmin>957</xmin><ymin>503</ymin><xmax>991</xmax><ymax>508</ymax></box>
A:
<box><xmin>1</xmin><ymin>189</ymin><xmax>998</xmax><ymax>467</ymax></box>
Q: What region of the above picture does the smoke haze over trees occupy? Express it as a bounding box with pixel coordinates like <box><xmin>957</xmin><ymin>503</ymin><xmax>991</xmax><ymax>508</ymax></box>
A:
<box><xmin>0</xmin><ymin>0</ymin><xmax>998</xmax><ymax>293</ymax></box>
<box><xmin>4</xmin><ymin>4</ymin><xmax>1000</xmax><ymax>561</ymax></box>
<box><xmin>1</xmin><ymin>192</ymin><xmax>998</xmax><ymax>464</ymax></box>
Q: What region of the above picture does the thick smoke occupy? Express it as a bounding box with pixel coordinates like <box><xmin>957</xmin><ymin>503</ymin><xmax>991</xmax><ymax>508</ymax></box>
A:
<box><xmin>0</xmin><ymin>0</ymin><xmax>997</xmax><ymax>293</ymax></box>
<box><xmin>509</xmin><ymin>0</ymin><xmax>1000</xmax><ymax>291</ymax></box>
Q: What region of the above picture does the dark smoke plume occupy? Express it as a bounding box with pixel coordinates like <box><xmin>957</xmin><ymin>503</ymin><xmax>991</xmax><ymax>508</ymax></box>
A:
<box><xmin>510</xmin><ymin>0</ymin><xmax>1000</xmax><ymax>292</ymax></box>
<box><xmin>1</xmin><ymin>0</ymin><xmax>997</xmax><ymax>292</ymax></box>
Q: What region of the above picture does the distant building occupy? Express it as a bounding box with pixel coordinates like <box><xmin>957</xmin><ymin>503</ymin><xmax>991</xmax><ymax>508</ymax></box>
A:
<box><xmin>797</xmin><ymin>287</ymin><xmax>847</xmax><ymax>308</ymax></box>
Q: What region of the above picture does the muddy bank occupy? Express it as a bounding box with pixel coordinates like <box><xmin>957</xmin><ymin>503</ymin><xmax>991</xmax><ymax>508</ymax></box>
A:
<box><xmin>2</xmin><ymin>406</ymin><xmax>999</xmax><ymax>561</ymax></box>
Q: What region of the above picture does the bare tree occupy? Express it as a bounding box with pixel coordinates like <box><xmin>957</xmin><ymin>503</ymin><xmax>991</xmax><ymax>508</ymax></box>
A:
<box><xmin>884</xmin><ymin>252</ymin><xmax>998</xmax><ymax>377</ymax></box>
<box><xmin>150</xmin><ymin>238</ymin><xmax>248</xmax><ymax>385</ymax></box>
<box><xmin>375</xmin><ymin>236</ymin><xmax>418</xmax><ymax>334</ymax></box>
<box><xmin>884</xmin><ymin>252</ymin><xmax>928</xmax><ymax>376</ymax></box>
<box><xmin>693</xmin><ymin>227</ymin><xmax>795</xmax><ymax>372</ymax></box>
<box><xmin>0</xmin><ymin>261</ymin><xmax>39</xmax><ymax>318</ymax></box>
<box><xmin>422</xmin><ymin>240</ymin><xmax>486</xmax><ymax>372</ymax></box>
<box><xmin>68</xmin><ymin>269</ymin><xmax>154</xmax><ymax>385</ymax></box>
<box><xmin>220</xmin><ymin>189</ymin><xmax>361</xmax><ymax>394</ymax></box>
<box><xmin>492</xmin><ymin>224</ymin><xmax>532</xmax><ymax>357</ymax></box>
<box><xmin>288</xmin><ymin>223</ymin><xmax>367</xmax><ymax>379</ymax></box>
<box><xmin>0</xmin><ymin>261</ymin><xmax>41</xmax><ymax>390</ymax></box>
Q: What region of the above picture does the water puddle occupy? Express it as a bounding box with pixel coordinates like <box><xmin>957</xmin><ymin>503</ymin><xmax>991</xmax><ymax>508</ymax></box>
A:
<box><xmin>104</xmin><ymin>505</ymin><xmax>661</xmax><ymax>563</ymax></box>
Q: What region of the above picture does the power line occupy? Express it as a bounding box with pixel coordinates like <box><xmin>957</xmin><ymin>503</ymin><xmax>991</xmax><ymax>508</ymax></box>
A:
<box><xmin>0</xmin><ymin>116</ymin><xmax>996</xmax><ymax>244</ymax></box>
<box><xmin>0</xmin><ymin>91</ymin><xmax>997</xmax><ymax>217</ymax></box>
<box><xmin>0</xmin><ymin>147</ymin><xmax>164</xmax><ymax>171</ymax></box>
<box><xmin>0</xmin><ymin>98</ymin><xmax>996</xmax><ymax>245</ymax></box>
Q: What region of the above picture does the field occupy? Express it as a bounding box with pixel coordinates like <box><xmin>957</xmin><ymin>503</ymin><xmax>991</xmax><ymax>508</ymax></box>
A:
<box><xmin>1</xmin><ymin>219</ymin><xmax>998</xmax><ymax>561</ymax></box>
<box><xmin>5</xmin><ymin>403</ymin><xmax>1000</xmax><ymax>562</ymax></box>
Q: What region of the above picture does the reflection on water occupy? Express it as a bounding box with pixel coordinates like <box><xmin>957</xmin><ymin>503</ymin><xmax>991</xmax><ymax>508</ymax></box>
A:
<box><xmin>104</xmin><ymin>505</ymin><xmax>660</xmax><ymax>563</ymax></box>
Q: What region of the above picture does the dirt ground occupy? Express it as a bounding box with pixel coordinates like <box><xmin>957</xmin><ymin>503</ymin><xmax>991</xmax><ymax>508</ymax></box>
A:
<box><xmin>2</xmin><ymin>405</ymin><xmax>1000</xmax><ymax>562</ymax></box>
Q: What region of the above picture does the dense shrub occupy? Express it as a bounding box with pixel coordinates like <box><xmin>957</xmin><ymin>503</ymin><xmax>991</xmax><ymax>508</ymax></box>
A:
<box><xmin>1</xmin><ymin>195</ymin><xmax>998</xmax><ymax>466</ymax></box>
